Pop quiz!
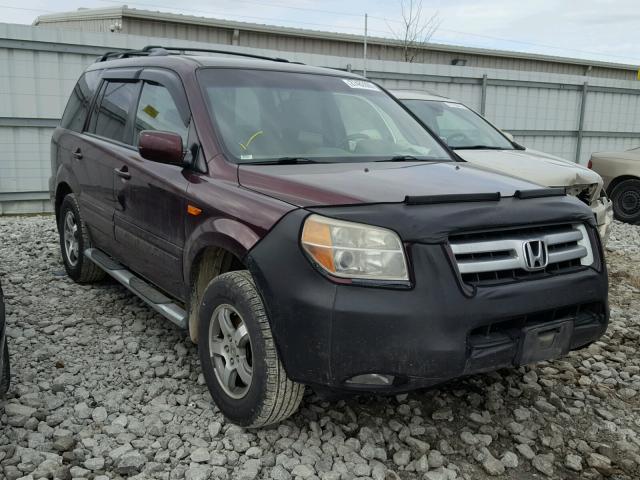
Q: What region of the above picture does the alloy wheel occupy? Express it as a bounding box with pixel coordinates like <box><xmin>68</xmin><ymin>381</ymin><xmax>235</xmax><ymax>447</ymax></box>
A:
<box><xmin>63</xmin><ymin>211</ymin><xmax>80</xmax><ymax>267</ymax></box>
<box><xmin>209</xmin><ymin>304</ymin><xmax>253</xmax><ymax>399</ymax></box>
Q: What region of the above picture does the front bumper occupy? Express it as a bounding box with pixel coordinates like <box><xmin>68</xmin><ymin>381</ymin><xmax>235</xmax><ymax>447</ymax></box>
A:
<box><xmin>248</xmin><ymin>209</ymin><xmax>609</xmax><ymax>393</ymax></box>
<box><xmin>591</xmin><ymin>196</ymin><xmax>614</xmax><ymax>245</ymax></box>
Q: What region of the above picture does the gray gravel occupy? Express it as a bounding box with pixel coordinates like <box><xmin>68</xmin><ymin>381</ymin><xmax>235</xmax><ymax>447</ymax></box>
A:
<box><xmin>1</xmin><ymin>215</ymin><xmax>639</xmax><ymax>480</ymax></box>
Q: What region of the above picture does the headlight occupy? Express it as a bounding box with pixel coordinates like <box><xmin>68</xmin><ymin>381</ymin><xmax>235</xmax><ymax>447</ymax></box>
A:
<box><xmin>301</xmin><ymin>214</ymin><xmax>409</xmax><ymax>281</ymax></box>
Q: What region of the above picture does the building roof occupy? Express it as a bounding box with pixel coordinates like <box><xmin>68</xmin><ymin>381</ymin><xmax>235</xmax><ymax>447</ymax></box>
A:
<box><xmin>34</xmin><ymin>5</ymin><xmax>639</xmax><ymax>73</ymax></box>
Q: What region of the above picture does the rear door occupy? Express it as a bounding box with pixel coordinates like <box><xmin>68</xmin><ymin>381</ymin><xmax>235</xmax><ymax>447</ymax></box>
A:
<box><xmin>113</xmin><ymin>68</ymin><xmax>191</xmax><ymax>298</ymax></box>
<box><xmin>80</xmin><ymin>70</ymin><xmax>142</xmax><ymax>254</ymax></box>
<box><xmin>54</xmin><ymin>70</ymin><xmax>113</xmax><ymax>247</ymax></box>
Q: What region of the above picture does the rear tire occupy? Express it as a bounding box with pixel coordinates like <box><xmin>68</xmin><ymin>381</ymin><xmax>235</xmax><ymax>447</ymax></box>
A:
<box><xmin>198</xmin><ymin>270</ymin><xmax>304</xmax><ymax>427</ymax></box>
<box><xmin>58</xmin><ymin>194</ymin><xmax>106</xmax><ymax>283</ymax></box>
<box><xmin>610</xmin><ymin>178</ymin><xmax>640</xmax><ymax>224</ymax></box>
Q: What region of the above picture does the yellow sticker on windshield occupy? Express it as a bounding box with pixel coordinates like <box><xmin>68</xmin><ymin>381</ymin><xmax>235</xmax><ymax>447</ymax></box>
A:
<box><xmin>143</xmin><ymin>104</ymin><xmax>159</xmax><ymax>119</ymax></box>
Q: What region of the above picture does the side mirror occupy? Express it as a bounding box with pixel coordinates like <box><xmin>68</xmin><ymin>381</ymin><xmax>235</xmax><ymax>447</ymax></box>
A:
<box><xmin>138</xmin><ymin>130</ymin><xmax>184</xmax><ymax>166</ymax></box>
<box><xmin>502</xmin><ymin>131</ymin><xmax>515</xmax><ymax>142</ymax></box>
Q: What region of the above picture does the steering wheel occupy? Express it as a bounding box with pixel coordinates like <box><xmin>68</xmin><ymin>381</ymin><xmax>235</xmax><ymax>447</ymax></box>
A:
<box><xmin>445</xmin><ymin>132</ymin><xmax>471</xmax><ymax>147</ymax></box>
<box><xmin>340</xmin><ymin>133</ymin><xmax>371</xmax><ymax>151</ymax></box>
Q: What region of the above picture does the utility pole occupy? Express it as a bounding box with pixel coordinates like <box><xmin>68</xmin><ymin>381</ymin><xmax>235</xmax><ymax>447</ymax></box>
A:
<box><xmin>363</xmin><ymin>13</ymin><xmax>368</xmax><ymax>77</ymax></box>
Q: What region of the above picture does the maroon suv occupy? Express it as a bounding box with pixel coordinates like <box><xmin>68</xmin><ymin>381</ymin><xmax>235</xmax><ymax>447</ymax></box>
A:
<box><xmin>51</xmin><ymin>46</ymin><xmax>608</xmax><ymax>427</ymax></box>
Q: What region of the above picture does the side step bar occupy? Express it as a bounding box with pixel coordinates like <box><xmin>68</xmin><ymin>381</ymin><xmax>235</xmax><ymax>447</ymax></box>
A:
<box><xmin>84</xmin><ymin>248</ymin><xmax>188</xmax><ymax>330</ymax></box>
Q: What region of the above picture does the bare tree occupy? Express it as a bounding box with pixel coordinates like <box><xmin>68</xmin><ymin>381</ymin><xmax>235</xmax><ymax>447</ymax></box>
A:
<box><xmin>388</xmin><ymin>0</ymin><xmax>441</xmax><ymax>62</ymax></box>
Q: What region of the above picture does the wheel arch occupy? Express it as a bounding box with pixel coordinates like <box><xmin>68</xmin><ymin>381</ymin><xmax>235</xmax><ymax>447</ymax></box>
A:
<box><xmin>54</xmin><ymin>182</ymin><xmax>73</xmax><ymax>225</ymax></box>
<box><xmin>184</xmin><ymin>222</ymin><xmax>261</xmax><ymax>343</ymax></box>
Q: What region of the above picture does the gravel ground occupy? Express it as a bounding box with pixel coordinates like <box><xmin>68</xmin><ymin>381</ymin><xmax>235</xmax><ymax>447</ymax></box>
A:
<box><xmin>0</xmin><ymin>215</ymin><xmax>639</xmax><ymax>480</ymax></box>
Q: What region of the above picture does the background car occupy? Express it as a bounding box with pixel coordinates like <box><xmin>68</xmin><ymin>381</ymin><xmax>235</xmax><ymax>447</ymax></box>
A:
<box><xmin>589</xmin><ymin>147</ymin><xmax>640</xmax><ymax>224</ymax></box>
<box><xmin>392</xmin><ymin>90</ymin><xmax>614</xmax><ymax>242</ymax></box>
<box><xmin>0</xmin><ymin>280</ymin><xmax>9</xmax><ymax>395</ymax></box>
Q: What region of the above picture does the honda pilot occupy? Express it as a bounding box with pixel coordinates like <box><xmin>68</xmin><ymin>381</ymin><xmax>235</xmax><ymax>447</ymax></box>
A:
<box><xmin>51</xmin><ymin>46</ymin><xmax>609</xmax><ymax>427</ymax></box>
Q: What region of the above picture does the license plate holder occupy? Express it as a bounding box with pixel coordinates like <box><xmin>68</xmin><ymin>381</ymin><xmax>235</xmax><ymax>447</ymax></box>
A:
<box><xmin>516</xmin><ymin>319</ymin><xmax>574</xmax><ymax>366</ymax></box>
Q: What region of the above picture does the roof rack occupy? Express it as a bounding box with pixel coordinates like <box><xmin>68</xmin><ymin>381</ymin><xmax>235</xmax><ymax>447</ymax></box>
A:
<box><xmin>95</xmin><ymin>45</ymin><xmax>296</xmax><ymax>64</ymax></box>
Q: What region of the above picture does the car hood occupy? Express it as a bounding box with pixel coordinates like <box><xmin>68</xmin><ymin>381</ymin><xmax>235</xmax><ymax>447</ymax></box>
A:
<box><xmin>454</xmin><ymin>148</ymin><xmax>603</xmax><ymax>189</ymax></box>
<box><xmin>238</xmin><ymin>161</ymin><xmax>539</xmax><ymax>207</ymax></box>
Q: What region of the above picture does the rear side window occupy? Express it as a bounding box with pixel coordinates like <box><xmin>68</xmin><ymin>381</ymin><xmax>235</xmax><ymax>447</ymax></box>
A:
<box><xmin>134</xmin><ymin>83</ymin><xmax>188</xmax><ymax>144</ymax></box>
<box><xmin>92</xmin><ymin>81</ymin><xmax>140</xmax><ymax>144</ymax></box>
<box><xmin>60</xmin><ymin>71</ymin><xmax>101</xmax><ymax>132</ymax></box>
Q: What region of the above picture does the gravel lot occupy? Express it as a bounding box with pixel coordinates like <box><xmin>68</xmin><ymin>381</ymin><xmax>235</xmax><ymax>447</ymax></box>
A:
<box><xmin>1</xmin><ymin>215</ymin><xmax>639</xmax><ymax>480</ymax></box>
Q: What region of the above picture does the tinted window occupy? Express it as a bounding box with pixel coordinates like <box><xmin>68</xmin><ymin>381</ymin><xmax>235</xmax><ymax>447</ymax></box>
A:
<box><xmin>60</xmin><ymin>71</ymin><xmax>101</xmax><ymax>132</ymax></box>
<box><xmin>134</xmin><ymin>83</ymin><xmax>188</xmax><ymax>144</ymax></box>
<box><xmin>93</xmin><ymin>81</ymin><xmax>139</xmax><ymax>143</ymax></box>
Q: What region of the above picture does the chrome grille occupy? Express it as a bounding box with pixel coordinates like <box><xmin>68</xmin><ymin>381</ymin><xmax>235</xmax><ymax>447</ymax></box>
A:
<box><xmin>449</xmin><ymin>224</ymin><xmax>594</xmax><ymax>286</ymax></box>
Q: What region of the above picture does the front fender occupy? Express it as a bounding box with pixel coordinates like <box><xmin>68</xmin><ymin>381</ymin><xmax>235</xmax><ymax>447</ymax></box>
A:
<box><xmin>183</xmin><ymin>217</ymin><xmax>261</xmax><ymax>283</ymax></box>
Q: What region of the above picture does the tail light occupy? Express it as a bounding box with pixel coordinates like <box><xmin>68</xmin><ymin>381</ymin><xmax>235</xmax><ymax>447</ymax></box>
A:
<box><xmin>587</xmin><ymin>160</ymin><xmax>593</xmax><ymax>169</ymax></box>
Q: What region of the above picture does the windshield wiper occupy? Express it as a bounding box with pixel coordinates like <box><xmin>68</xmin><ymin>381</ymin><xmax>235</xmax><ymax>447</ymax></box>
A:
<box><xmin>376</xmin><ymin>155</ymin><xmax>434</xmax><ymax>162</ymax></box>
<box><xmin>244</xmin><ymin>157</ymin><xmax>322</xmax><ymax>165</ymax></box>
<box><xmin>451</xmin><ymin>145</ymin><xmax>506</xmax><ymax>150</ymax></box>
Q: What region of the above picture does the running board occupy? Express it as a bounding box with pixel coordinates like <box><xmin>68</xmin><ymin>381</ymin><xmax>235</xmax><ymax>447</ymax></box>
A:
<box><xmin>84</xmin><ymin>248</ymin><xmax>188</xmax><ymax>330</ymax></box>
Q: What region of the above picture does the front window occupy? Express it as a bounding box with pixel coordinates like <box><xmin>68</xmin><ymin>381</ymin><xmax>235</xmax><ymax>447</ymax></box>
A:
<box><xmin>198</xmin><ymin>69</ymin><xmax>451</xmax><ymax>163</ymax></box>
<box><xmin>134</xmin><ymin>82</ymin><xmax>189</xmax><ymax>145</ymax></box>
<box><xmin>402</xmin><ymin>99</ymin><xmax>514</xmax><ymax>150</ymax></box>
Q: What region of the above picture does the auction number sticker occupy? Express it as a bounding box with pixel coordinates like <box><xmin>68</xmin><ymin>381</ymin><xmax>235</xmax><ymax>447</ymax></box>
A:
<box><xmin>342</xmin><ymin>79</ymin><xmax>380</xmax><ymax>91</ymax></box>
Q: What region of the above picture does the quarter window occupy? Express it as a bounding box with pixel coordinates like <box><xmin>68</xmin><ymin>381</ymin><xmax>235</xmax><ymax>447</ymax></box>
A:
<box><xmin>60</xmin><ymin>71</ymin><xmax>101</xmax><ymax>133</ymax></box>
<box><xmin>135</xmin><ymin>83</ymin><xmax>188</xmax><ymax>144</ymax></box>
<box><xmin>92</xmin><ymin>81</ymin><xmax>139</xmax><ymax>144</ymax></box>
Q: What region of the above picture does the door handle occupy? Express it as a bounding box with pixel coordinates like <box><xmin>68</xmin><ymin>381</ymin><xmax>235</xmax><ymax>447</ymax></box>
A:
<box><xmin>114</xmin><ymin>167</ymin><xmax>131</xmax><ymax>180</ymax></box>
<box><xmin>72</xmin><ymin>148</ymin><xmax>83</xmax><ymax>160</ymax></box>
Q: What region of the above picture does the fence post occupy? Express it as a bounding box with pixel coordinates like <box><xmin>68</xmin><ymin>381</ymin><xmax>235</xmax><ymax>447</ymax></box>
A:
<box><xmin>575</xmin><ymin>82</ymin><xmax>588</xmax><ymax>163</ymax></box>
<box><xmin>480</xmin><ymin>74</ymin><xmax>488</xmax><ymax>115</ymax></box>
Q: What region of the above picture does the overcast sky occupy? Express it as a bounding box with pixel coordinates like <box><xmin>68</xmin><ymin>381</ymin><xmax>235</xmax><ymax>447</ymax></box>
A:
<box><xmin>2</xmin><ymin>0</ymin><xmax>640</xmax><ymax>65</ymax></box>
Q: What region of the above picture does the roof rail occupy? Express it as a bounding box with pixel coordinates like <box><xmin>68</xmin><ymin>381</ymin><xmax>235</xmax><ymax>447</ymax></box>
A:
<box><xmin>95</xmin><ymin>45</ymin><xmax>297</xmax><ymax>64</ymax></box>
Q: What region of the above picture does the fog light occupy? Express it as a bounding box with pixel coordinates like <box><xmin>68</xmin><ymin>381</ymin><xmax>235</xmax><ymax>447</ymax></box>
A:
<box><xmin>346</xmin><ymin>374</ymin><xmax>394</xmax><ymax>386</ymax></box>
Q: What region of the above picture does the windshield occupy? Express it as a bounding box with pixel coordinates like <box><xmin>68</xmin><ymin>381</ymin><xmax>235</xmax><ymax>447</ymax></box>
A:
<box><xmin>402</xmin><ymin>99</ymin><xmax>514</xmax><ymax>150</ymax></box>
<box><xmin>198</xmin><ymin>69</ymin><xmax>451</xmax><ymax>163</ymax></box>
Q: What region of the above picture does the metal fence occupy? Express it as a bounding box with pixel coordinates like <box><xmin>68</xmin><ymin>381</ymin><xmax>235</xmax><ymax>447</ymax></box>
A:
<box><xmin>2</xmin><ymin>22</ymin><xmax>640</xmax><ymax>214</ymax></box>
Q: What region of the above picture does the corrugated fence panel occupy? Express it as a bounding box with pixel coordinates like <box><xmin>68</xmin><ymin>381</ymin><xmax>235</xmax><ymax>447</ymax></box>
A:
<box><xmin>0</xmin><ymin>49</ymin><xmax>95</xmax><ymax>118</ymax></box>
<box><xmin>485</xmin><ymin>86</ymin><xmax>581</xmax><ymax>131</ymax></box>
<box><xmin>1</xmin><ymin>22</ymin><xmax>640</xmax><ymax>213</ymax></box>
<box><xmin>0</xmin><ymin>126</ymin><xmax>54</xmax><ymax>192</ymax></box>
<box><xmin>584</xmin><ymin>91</ymin><xmax>640</xmax><ymax>132</ymax></box>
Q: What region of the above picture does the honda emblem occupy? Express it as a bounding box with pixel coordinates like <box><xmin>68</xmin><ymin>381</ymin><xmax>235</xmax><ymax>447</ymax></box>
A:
<box><xmin>523</xmin><ymin>240</ymin><xmax>548</xmax><ymax>271</ymax></box>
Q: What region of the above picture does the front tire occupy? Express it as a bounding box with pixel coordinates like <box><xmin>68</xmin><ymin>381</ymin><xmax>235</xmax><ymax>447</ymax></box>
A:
<box><xmin>610</xmin><ymin>178</ymin><xmax>640</xmax><ymax>224</ymax></box>
<box><xmin>198</xmin><ymin>271</ymin><xmax>304</xmax><ymax>427</ymax></box>
<box><xmin>58</xmin><ymin>194</ymin><xmax>106</xmax><ymax>283</ymax></box>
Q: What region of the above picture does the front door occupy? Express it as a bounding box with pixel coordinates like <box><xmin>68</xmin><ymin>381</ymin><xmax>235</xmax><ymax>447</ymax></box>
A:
<box><xmin>113</xmin><ymin>69</ymin><xmax>192</xmax><ymax>299</ymax></box>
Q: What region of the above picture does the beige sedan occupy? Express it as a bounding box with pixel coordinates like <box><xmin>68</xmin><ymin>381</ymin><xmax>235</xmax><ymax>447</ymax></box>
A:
<box><xmin>590</xmin><ymin>148</ymin><xmax>640</xmax><ymax>224</ymax></box>
<box><xmin>392</xmin><ymin>90</ymin><xmax>614</xmax><ymax>241</ymax></box>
